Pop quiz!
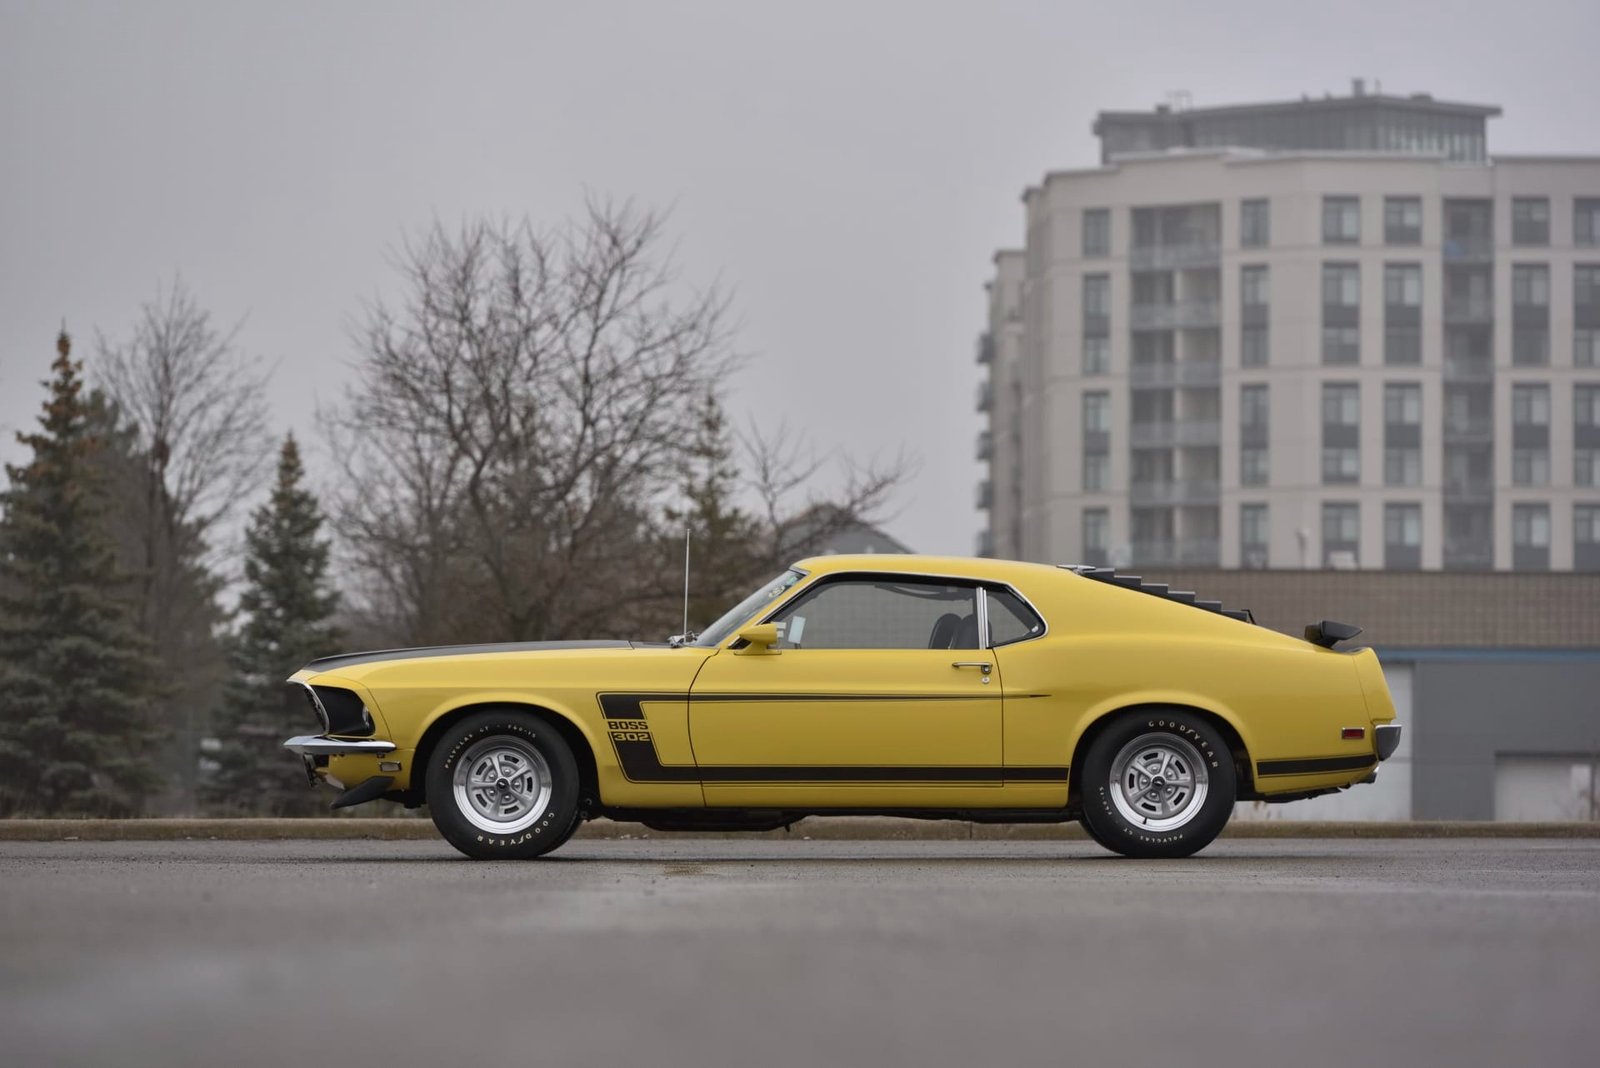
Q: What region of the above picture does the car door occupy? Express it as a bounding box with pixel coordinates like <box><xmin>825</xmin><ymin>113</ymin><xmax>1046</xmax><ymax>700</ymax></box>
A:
<box><xmin>689</xmin><ymin>574</ymin><xmax>1004</xmax><ymax>808</ymax></box>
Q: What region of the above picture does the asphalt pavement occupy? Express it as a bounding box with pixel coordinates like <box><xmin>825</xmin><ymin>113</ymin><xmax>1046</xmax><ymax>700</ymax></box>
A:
<box><xmin>2</xmin><ymin>838</ymin><xmax>1597</xmax><ymax>1067</ymax></box>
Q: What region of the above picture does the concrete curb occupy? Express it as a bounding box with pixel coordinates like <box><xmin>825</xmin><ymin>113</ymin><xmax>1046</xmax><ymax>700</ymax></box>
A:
<box><xmin>2</xmin><ymin>817</ymin><xmax>1598</xmax><ymax>842</ymax></box>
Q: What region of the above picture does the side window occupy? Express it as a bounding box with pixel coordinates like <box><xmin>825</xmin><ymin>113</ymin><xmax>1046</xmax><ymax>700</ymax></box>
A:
<box><xmin>769</xmin><ymin>579</ymin><xmax>979</xmax><ymax>650</ymax></box>
<box><xmin>986</xmin><ymin>588</ymin><xmax>1045</xmax><ymax>646</ymax></box>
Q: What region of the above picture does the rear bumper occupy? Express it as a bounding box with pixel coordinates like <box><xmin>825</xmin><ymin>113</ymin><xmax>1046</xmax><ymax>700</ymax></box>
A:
<box><xmin>1374</xmin><ymin>723</ymin><xmax>1402</xmax><ymax>761</ymax></box>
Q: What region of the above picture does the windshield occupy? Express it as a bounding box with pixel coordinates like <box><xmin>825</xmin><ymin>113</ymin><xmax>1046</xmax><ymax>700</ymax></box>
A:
<box><xmin>692</xmin><ymin>569</ymin><xmax>805</xmax><ymax>647</ymax></box>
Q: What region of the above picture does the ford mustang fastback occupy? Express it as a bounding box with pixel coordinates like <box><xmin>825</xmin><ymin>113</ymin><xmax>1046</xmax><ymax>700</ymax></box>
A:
<box><xmin>284</xmin><ymin>554</ymin><xmax>1400</xmax><ymax>858</ymax></box>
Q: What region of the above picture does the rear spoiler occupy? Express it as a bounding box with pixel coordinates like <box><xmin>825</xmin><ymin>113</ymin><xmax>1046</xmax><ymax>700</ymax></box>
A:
<box><xmin>1304</xmin><ymin>620</ymin><xmax>1362</xmax><ymax>648</ymax></box>
<box><xmin>1061</xmin><ymin>565</ymin><xmax>1255</xmax><ymax>624</ymax></box>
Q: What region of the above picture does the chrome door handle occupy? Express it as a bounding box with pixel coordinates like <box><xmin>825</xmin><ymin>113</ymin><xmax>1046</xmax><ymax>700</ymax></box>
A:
<box><xmin>951</xmin><ymin>661</ymin><xmax>992</xmax><ymax>675</ymax></box>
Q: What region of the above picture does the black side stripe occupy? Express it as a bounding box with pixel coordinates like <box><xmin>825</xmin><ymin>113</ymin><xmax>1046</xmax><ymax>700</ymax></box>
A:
<box><xmin>598</xmin><ymin>691</ymin><xmax>1068</xmax><ymax>785</ymax></box>
<box><xmin>1257</xmin><ymin>754</ymin><xmax>1376</xmax><ymax>776</ymax></box>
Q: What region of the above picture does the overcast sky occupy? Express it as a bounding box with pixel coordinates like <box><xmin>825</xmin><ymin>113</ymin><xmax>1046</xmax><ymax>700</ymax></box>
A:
<box><xmin>3</xmin><ymin>0</ymin><xmax>1597</xmax><ymax>558</ymax></box>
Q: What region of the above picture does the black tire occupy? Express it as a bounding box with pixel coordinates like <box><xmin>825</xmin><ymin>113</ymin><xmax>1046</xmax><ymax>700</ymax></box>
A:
<box><xmin>1077</xmin><ymin>816</ymin><xmax>1114</xmax><ymax>852</ymax></box>
<box><xmin>425</xmin><ymin>709</ymin><xmax>582</xmax><ymax>859</ymax></box>
<box><xmin>1078</xmin><ymin>709</ymin><xmax>1236</xmax><ymax>859</ymax></box>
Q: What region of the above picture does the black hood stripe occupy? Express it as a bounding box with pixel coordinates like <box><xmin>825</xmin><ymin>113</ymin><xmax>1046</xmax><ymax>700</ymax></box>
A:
<box><xmin>302</xmin><ymin>640</ymin><xmax>635</xmax><ymax>673</ymax></box>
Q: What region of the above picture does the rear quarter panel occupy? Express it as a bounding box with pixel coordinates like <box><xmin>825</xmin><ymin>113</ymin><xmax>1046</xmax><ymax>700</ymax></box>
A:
<box><xmin>999</xmin><ymin>570</ymin><xmax>1376</xmax><ymax>796</ymax></box>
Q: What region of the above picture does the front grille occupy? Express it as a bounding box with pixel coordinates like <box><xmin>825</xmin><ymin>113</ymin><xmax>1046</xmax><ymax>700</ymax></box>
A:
<box><xmin>311</xmin><ymin>685</ymin><xmax>375</xmax><ymax>737</ymax></box>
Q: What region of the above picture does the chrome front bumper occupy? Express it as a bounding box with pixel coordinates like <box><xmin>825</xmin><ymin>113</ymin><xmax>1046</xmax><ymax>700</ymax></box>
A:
<box><xmin>1374</xmin><ymin>723</ymin><xmax>1403</xmax><ymax>761</ymax></box>
<box><xmin>283</xmin><ymin>736</ymin><xmax>397</xmax><ymax>757</ymax></box>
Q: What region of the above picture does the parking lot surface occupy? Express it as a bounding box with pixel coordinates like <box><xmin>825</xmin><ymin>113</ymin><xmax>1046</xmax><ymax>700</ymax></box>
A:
<box><xmin>2</xmin><ymin>837</ymin><xmax>1597</xmax><ymax>1067</ymax></box>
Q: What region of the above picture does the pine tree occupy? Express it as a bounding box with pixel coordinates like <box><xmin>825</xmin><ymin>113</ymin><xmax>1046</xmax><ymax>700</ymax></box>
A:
<box><xmin>204</xmin><ymin>435</ymin><xmax>341</xmax><ymax>815</ymax></box>
<box><xmin>0</xmin><ymin>330</ymin><xmax>161</xmax><ymax>816</ymax></box>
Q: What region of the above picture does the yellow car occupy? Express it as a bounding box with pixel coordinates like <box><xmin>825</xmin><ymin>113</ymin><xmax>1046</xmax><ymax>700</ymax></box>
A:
<box><xmin>284</xmin><ymin>554</ymin><xmax>1400</xmax><ymax>859</ymax></box>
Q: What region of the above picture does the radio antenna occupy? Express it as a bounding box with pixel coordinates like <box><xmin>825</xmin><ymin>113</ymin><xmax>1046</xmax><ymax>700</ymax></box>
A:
<box><xmin>681</xmin><ymin>526</ymin><xmax>692</xmax><ymax>639</ymax></box>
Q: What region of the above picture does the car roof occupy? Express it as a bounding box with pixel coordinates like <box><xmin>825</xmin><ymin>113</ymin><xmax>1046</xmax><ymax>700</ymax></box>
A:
<box><xmin>790</xmin><ymin>553</ymin><xmax>1066</xmax><ymax>584</ymax></box>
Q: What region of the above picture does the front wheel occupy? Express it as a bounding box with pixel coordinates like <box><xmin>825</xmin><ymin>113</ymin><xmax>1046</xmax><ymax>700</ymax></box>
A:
<box><xmin>1079</xmin><ymin>710</ymin><xmax>1236</xmax><ymax>858</ymax></box>
<box><xmin>425</xmin><ymin>710</ymin><xmax>581</xmax><ymax>859</ymax></box>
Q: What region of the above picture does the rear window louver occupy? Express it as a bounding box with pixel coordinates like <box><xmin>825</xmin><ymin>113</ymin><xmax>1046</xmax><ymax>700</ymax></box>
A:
<box><xmin>1060</xmin><ymin>566</ymin><xmax>1255</xmax><ymax>624</ymax></box>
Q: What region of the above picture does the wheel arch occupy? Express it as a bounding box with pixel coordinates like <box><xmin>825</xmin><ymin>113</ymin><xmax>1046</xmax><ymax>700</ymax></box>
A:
<box><xmin>411</xmin><ymin>700</ymin><xmax>601</xmax><ymax>810</ymax></box>
<box><xmin>1067</xmin><ymin>701</ymin><xmax>1254</xmax><ymax>808</ymax></box>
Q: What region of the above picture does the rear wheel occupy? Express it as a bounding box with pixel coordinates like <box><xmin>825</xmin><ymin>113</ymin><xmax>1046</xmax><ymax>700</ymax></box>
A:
<box><xmin>1079</xmin><ymin>709</ymin><xmax>1236</xmax><ymax>859</ymax></box>
<box><xmin>425</xmin><ymin>710</ymin><xmax>581</xmax><ymax>859</ymax></box>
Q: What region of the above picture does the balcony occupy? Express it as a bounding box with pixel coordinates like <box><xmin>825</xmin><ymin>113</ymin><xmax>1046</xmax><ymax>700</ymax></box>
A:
<box><xmin>1443</xmin><ymin>417</ymin><xmax>1494</xmax><ymax>445</ymax></box>
<box><xmin>976</xmin><ymin>380</ymin><xmax>993</xmax><ymax>413</ymax></box>
<box><xmin>1130</xmin><ymin>420</ymin><xmax>1221</xmax><ymax>449</ymax></box>
<box><xmin>1129</xmin><ymin>361</ymin><xmax>1222</xmax><ymax>389</ymax></box>
<box><xmin>1442</xmin><ymin>237</ymin><xmax>1494</xmax><ymax>262</ymax></box>
<box><xmin>975</xmin><ymin>530</ymin><xmax>994</xmax><ymax>558</ymax></box>
<box><xmin>1443</xmin><ymin>355</ymin><xmax>1493</xmax><ymax>383</ymax></box>
<box><xmin>1129</xmin><ymin>243</ymin><xmax>1221</xmax><ymax>272</ymax></box>
<box><xmin>1444</xmin><ymin>542</ymin><xmax>1494</xmax><ymax>570</ymax></box>
<box><xmin>1129</xmin><ymin>480</ymin><xmax>1221</xmax><ymax>507</ymax></box>
<box><xmin>1444</xmin><ymin>296</ymin><xmax>1493</xmax><ymax>324</ymax></box>
<box><xmin>975</xmin><ymin>429</ymin><xmax>992</xmax><ymax>462</ymax></box>
<box><xmin>976</xmin><ymin>332</ymin><xmax>994</xmax><ymax>365</ymax></box>
<box><xmin>1443</xmin><ymin>479</ymin><xmax>1494</xmax><ymax>503</ymax></box>
<box><xmin>1131</xmin><ymin>538</ymin><xmax>1221</xmax><ymax>568</ymax></box>
<box><xmin>975</xmin><ymin>480</ymin><xmax>993</xmax><ymax>510</ymax></box>
<box><xmin>1131</xmin><ymin>301</ymin><xmax>1221</xmax><ymax>331</ymax></box>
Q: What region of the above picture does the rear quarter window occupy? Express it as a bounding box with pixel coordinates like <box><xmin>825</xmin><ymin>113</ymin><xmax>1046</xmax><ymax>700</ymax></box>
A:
<box><xmin>987</xmin><ymin>588</ymin><xmax>1045</xmax><ymax>646</ymax></box>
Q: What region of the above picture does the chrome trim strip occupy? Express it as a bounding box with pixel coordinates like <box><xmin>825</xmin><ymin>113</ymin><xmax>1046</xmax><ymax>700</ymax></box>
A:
<box><xmin>283</xmin><ymin>735</ymin><xmax>397</xmax><ymax>757</ymax></box>
<box><xmin>290</xmin><ymin>680</ymin><xmax>329</xmax><ymax>733</ymax></box>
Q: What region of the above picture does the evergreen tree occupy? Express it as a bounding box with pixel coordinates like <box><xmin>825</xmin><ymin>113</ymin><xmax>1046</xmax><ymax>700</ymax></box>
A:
<box><xmin>0</xmin><ymin>330</ymin><xmax>161</xmax><ymax>816</ymax></box>
<box><xmin>204</xmin><ymin>435</ymin><xmax>341</xmax><ymax>815</ymax></box>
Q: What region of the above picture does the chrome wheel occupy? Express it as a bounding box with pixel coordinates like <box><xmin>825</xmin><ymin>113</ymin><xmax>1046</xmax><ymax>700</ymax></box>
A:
<box><xmin>452</xmin><ymin>737</ymin><xmax>553</xmax><ymax>834</ymax></box>
<box><xmin>1108</xmin><ymin>732</ymin><xmax>1210</xmax><ymax>832</ymax></box>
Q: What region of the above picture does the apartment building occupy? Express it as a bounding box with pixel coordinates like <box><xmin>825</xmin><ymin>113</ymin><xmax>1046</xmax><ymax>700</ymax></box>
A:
<box><xmin>977</xmin><ymin>87</ymin><xmax>1600</xmax><ymax>570</ymax></box>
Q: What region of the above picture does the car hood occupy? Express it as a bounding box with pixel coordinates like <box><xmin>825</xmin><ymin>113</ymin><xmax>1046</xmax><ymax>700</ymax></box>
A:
<box><xmin>299</xmin><ymin>639</ymin><xmax>650</xmax><ymax>675</ymax></box>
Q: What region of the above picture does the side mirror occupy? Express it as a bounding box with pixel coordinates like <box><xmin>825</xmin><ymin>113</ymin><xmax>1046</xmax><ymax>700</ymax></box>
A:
<box><xmin>735</xmin><ymin>622</ymin><xmax>781</xmax><ymax>654</ymax></box>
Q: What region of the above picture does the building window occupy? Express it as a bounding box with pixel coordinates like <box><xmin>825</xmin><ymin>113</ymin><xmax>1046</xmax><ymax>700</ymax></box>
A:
<box><xmin>1576</xmin><ymin>199</ymin><xmax>1600</xmax><ymax>246</ymax></box>
<box><xmin>1083</xmin><ymin>336</ymin><xmax>1110</xmax><ymax>375</ymax></box>
<box><xmin>1512</xmin><ymin>197</ymin><xmax>1550</xmax><ymax>246</ymax></box>
<box><xmin>1083</xmin><ymin>509</ymin><xmax>1109</xmax><ymax>567</ymax></box>
<box><xmin>1241</xmin><ymin>265</ymin><xmax>1269</xmax><ymax>306</ymax></box>
<box><xmin>1384</xmin><ymin>263</ymin><xmax>1422</xmax><ymax>307</ymax></box>
<box><xmin>1579</xmin><ymin>385</ymin><xmax>1600</xmax><ymax>428</ymax></box>
<box><xmin>1082</xmin><ymin>209</ymin><xmax>1110</xmax><ymax>257</ymax></box>
<box><xmin>1241</xmin><ymin>326</ymin><xmax>1268</xmax><ymax>366</ymax></box>
<box><xmin>1512</xmin><ymin>263</ymin><xmax>1550</xmax><ymax>306</ymax></box>
<box><xmin>1384</xmin><ymin>197</ymin><xmax>1422</xmax><ymax>245</ymax></box>
<box><xmin>1384</xmin><ymin>503</ymin><xmax>1422</xmax><ymax>570</ymax></box>
<box><xmin>1512</xmin><ymin>451</ymin><xmax>1550</xmax><ymax>486</ymax></box>
<box><xmin>1083</xmin><ymin>391</ymin><xmax>1111</xmax><ymax>432</ymax></box>
<box><xmin>1241</xmin><ymin>448</ymin><xmax>1269</xmax><ymax>486</ymax></box>
<box><xmin>1083</xmin><ymin>453</ymin><xmax>1109</xmax><ymax>491</ymax></box>
<box><xmin>1083</xmin><ymin>274</ymin><xmax>1110</xmax><ymax>317</ymax></box>
<box><xmin>1323</xmin><ymin>196</ymin><xmax>1360</xmax><ymax>244</ymax></box>
<box><xmin>1512</xmin><ymin>504</ymin><xmax>1551</xmax><ymax>571</ymax></box>
<box><xmin>1241</xmin><ymin>199</ymin><xmax>1270</xmax><ymax>248</ymax></box>
<box><xmin>1577</xmin><ymin>329</ymin><xmax>1600</xmax><ymax>367</ymax></box>
<box><xmin>1577</xmin><ymin>505</ymin><xmax>1600</xmax><ymax>571</ymax></box>
<box><xmin>1577</xmin><ymin>449</ymin><xmax>1600</xmax><ymax>487</ymax></box>
<box><xmin>1384</xmin><ymin>383</ymin><xmax>1421</xmax><ymax>426</ymax></box>
<box><xmin>1241</xmin><ymin>384</ymin><xmax>1269</xmax><ymax>428</ymax></box>
<box><xmin>1384</xmin><ymin>263</ymin><xmax>1422</xmax><ymax>365</ymax></box>
<box><xmin>1512</xmin><ymin>382</ymin><xmax>1550</xmax><ymax>486</ymax></box>
<box><xmin>1577</xmin><ymin>265</ymin><xmax>1600</xmax><ymax>315</ymax></box>
<box><xmin>1240</xmin><ymin>503</ymin><xmax>1268</xmax><ymax>568</ymax></box>
<box><xmin>1322</xmin><ymin>263</ymin><xmax>1361</xmax><ymax>365</ymax></box>
<box><xmin>1322</xmin><ymin>502</ymin><xmax>1359</xmax><ymax>567</ymax></box>
<box><xmin>1322</xmin><ymin>382</ymin><xmax>1359</xmax><ymax>485</ymax></box>
<box><xmin>1513</xmin><ymin>383</ymin><xmax>1551</xmax><ymax>427</ymax></box>
<box><xmin>1384</xmin><ymin>448</ymin><xmax>1421</xmax><ymax>487</ymax></box>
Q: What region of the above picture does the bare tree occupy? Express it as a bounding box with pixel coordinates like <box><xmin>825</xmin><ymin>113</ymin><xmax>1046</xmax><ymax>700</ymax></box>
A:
<box><xmin>94</xmin><ymin>279</ymin><xmax>271</xmax><ymax>810</ymax></box>
<box><xmin>96</xmin><ymin>278</ymin><xmax>273</xmax><ymax>574</ymax></box>
<box><xmin>739</xmin><ymin>418</ymin><xmax>913</xmax><ymax>571</ymax></box>
<box><xmin>332</xmin><ymin>200</ymin><xmax>739</xmax><ymax>644</ymax></box>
